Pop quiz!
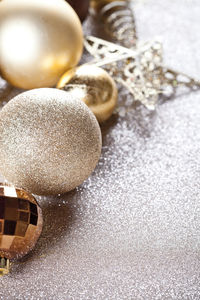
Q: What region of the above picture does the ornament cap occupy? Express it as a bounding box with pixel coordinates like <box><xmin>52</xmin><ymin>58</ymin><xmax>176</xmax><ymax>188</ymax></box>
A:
<box><xmin>0</xmin><ymin>257</ymin><xmax>10</xmax><ymax>276</ymax></box>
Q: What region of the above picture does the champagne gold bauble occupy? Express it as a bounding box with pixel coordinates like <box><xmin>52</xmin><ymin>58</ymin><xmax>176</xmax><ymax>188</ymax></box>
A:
<box><xmin>0</xmin><ymin>0</ymin><xmax>83</xmax><ymax>89</ymax></box>
<box><xmin>57</xmin><ymin>65</ymin><xmax>118</xmax><ymax>123</ymax></box>
<box><xmin>0</xmin><ymin>88</ymin><xmax>102</xmax><ymax>195</ymax></box>
<box><xmin>0</xmin><ymin>185</ymin><xmax>43</xmax><ymax>260</ymax></box>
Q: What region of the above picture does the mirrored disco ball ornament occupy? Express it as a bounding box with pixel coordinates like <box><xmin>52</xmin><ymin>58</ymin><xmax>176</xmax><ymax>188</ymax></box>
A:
<box><xmin>0</xmin><ymin>185</ymin><xmax>43</xmax><ymax>275</ymax></box>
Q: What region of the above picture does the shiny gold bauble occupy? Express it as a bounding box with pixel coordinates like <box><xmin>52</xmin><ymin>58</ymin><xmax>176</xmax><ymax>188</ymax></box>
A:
<box><xmin>0</xmin><ymin>88</ymin><xmax>102</xmax><ymax>195</ymax></box>
<box><xmin>0</xmin><ymin>0</ymin><xmax>83</xmax><ymax>89</ymax></box>
<box><xmin>0</xmin><ymin>184</ymin><xmax>43</xmax><ymax>260</ymax></box>
<box><xmin>57</xmin><ymin>65</ymin><xmax>118</xmax><ymax>123</ymax></box>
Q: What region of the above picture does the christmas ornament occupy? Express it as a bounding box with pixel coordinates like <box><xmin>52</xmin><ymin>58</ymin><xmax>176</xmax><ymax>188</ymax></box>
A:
<box><xmin>0</xmin><ymin>88</ymin><xmax>102</xmax><ymax>195</ymax></box>
<box><xmin>90</xmin><ymin>0</ymin><xmax>137</xmax><ymax>48</ymax></box>
<box><xmin>84</xmin><ymin>36</ymin><xmax>161</xmax><ymax>109</ymax></box>
<box><xmin>84</xmin><ymin>36</ymin><xmax>200</xmax><ymax>110</ymax></box>
<box><xmin>0</xmin><ymin>184</ymin><xmax>43</xmax><ymax>275</ymax></box>
<box><xmin>57</xmin><ymin>65</ymin><xmax>118</xmax><ymax>123</ymax></box>
<box><xmin>0</xmin><ymin>0</ymin><xmax>83</xmax><ymax>89</ymax></box>
<box><xmin>86</xmin><ymin>1</ymin><xmax>200</xmax><ymax>111</ymax></box>
<box><xmin>67</xmin><ymin>0</ymin><xmax>89</xmax><ymax>22</ymax></box>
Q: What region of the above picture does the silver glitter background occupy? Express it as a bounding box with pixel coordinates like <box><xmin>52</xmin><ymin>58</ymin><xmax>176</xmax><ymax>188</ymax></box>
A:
<box><xmin>0</xmin><ymin>0</ymin><xmax>200</xmax><ymax>299</ymax></box>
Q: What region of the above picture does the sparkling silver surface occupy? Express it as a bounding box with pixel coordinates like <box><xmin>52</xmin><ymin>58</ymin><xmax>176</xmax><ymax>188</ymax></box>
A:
<box><xmin>0</xmin><ymin>0</ymin><xmax>200</xmax><ymax>299</ymax></box>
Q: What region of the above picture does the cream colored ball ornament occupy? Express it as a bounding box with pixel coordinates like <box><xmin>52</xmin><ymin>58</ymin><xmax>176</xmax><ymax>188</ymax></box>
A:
<box><xmin>0</xmin><ymin>88</ymin><xmax>102</xmax><ymax>195</ymax></box>
<box><xmin>0</xmin><ymin>0</ymin><xmax>83</xmax><ymax>89</ymax></box>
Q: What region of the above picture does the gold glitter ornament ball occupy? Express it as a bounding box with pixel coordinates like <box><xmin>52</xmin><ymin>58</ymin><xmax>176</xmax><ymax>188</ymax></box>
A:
<box><xmin>0</xmin><ymin>0</ymin><xmax>83</xmax><ymax>89</ymax></box>
<box><xmin>0</xmin><ymin>88</ymin><xmax>102</xmax><ymax>195</ymax></box>
<box><xmin>57</xmin><ymin>65</ymin><xmax>118</xmax><ymax>123</ymax></box>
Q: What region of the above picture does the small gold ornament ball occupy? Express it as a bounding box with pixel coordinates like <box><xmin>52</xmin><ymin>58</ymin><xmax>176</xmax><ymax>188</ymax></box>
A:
<box><xmin>0</xmin><ymin>0</ymin><xmax>83</xmax><ymax>89</ymax></box>
<box><xmin>57</xmin><ymin>65</ymin><xmax>118</xmax><ymax>123</ymax></box>
<box><xmin>0</xmin><ymin>88</ymin><xmax>102</xmax><ymax>195</ymax></box>
<box><xmin>0</xmin><ymin>185</ymin><xmax>43</xmax><ymax>260</ymax></box>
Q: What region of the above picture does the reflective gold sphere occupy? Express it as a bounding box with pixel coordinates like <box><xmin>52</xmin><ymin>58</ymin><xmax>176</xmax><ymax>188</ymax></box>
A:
<box><xmin>57</xmin><ymin>65</ymin><xmax>118</xmax><ymax>123</ymax></box>
<box><xmin>0</xmin><ymin>185</ymin><xmax>43</xmax><ymax>260</ymax></box>
<box><xmin>0</xmin><ymin>0</ymin><xmax>83</xmax><ymax>89</ymax></box>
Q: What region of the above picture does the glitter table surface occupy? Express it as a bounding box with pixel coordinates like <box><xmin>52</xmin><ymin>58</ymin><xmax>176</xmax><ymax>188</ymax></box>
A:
<box><xmin>0</xmin><ymin>0</ymin><xmax>200</xmax><ymax>299</ymax></box>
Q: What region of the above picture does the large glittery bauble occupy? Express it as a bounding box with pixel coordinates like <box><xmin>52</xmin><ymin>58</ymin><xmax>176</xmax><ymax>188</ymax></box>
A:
<box><xmin>0</xmin><ymin>0</ymin><xmax>83</xmax><ymax>89</ymax></box>
<box><xmin>0</xmin><ymin>88</ymin><xmax>102</xmax><ymax>195</ymax></box>
<box><xmin>57</xmin><ymin>65</ymin><xmax>118</xmax><ymax>123</ymax></box>
<box><xmin>66</xmin><ymin>0</ymin><xmax>89</xmax><ymax>22</ymax></box>
<box><xmin>0</xmin><ymin>185</ymin><xmax>43</xmax><ymax>260</ymax></box>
